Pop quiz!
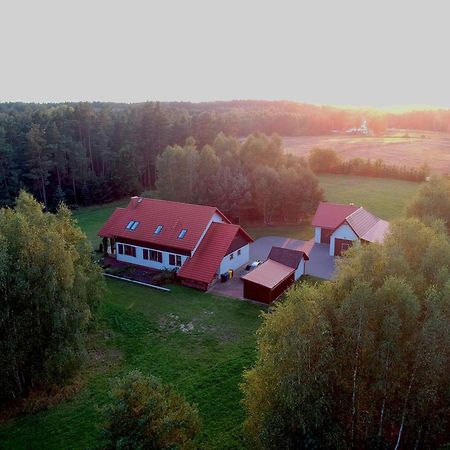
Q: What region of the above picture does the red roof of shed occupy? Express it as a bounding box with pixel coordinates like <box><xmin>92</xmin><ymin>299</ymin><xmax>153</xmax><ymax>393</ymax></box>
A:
<box><xmin>311</xmin><ymin>202</ymin><xmax>359</xmax><ymax>229</ymax></box>
<box><xmin>177</xmin><ymin>223</ymin><xmax>253</xmax><ymax>285</ymax></box>
<box><xmin>241</xmin><ymin>260</ymin><xmax>294</xmax><ymax>289</ymax></box>
<box><xmin>98</xmin><ymin>197</ymin><xmax>229</xmax><ymax>252</ymax></box>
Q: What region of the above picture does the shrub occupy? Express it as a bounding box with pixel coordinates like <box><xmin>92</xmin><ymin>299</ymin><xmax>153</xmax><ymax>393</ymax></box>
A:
<box><xmin>102</xmin><ymin>370</ymin><xmax>201</xmax><ymax>450</ymax></box>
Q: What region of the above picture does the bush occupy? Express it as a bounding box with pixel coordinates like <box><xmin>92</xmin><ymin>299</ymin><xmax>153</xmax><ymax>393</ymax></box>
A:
<box><xmin>152</xmin><ymin>269</ymin><xmax>178</xmax><ymax>286</ymax></box>
<box><xmin>102</xmin><ymin>370</ymin><xmax>201</xmax><ymax>450</ymax></box>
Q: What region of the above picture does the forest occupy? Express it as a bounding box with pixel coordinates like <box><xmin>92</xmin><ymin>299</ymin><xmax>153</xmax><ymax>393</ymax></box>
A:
<box><xmin>1</xmin><ymin>101</ymin><xmax>448</xmax><ymax>210</ymax></box>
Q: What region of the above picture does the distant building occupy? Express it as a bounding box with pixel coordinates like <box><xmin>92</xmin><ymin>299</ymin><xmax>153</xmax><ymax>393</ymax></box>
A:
<box><xmin>346</xmin><ymin>119</ymin><xmax>370</xmax><ymax>135</ymax></box>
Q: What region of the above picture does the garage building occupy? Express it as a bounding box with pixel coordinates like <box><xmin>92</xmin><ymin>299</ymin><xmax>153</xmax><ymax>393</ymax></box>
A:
<box><xmin>241</xmin><ymin>247</ymin><xmax>309</xmax><ymax>304</ymax></box>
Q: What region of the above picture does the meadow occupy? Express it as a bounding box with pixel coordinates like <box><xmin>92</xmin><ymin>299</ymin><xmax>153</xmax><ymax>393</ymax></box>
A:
<box><xmin>283</xmin><ymin>129</ymin><xmax>450</xmax><ymax>174</ymax></box>
<box><xmin>0</xmin><ymin>280</ymin><xmax>265</xmax><ymax>449</ymax></box>
<box><xmin>0</xmin><ymin>174</ymin><xmax>422</xmax><ymax>449</ymax></box>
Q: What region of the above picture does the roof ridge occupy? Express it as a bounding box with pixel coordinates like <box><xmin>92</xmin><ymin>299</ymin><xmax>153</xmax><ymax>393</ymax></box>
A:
<box><xmin>345</xmin><ymin>206</ymin><xmax>364</xmax><ymax>219</ymax></box>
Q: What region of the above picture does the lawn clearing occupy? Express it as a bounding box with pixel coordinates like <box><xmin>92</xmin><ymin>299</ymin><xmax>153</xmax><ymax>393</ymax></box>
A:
<box><xmin>73</xmin><ymin>199</ymin><xmax>128</xmax><ymax>247</ymax></box>
<box><xmin>318</xmin><ymin>174</ymin><xmax>422</xmax><ymax>220</ymax></box>
<box><xmin>0</xmin><ymin>280</ymin><xmax>265</xmax><ymax>449</ymax></box>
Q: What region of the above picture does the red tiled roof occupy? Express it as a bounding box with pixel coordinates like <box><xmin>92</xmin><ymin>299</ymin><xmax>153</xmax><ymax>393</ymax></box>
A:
<box><xmin>241</xmin><ymin>260</ymin><xmax>294</xmax><ymax>289</ymax></box>
<box><xmin>311</xmin><ymin>202</ymin><xmax>359</xmax><ymax>229</ymax></box>
<box><xmin>98</xmin><ymin>197</ymin><xmax>230</xmax><ymax>252</ymax></box>
<box><xmin>268</xmin><ymin>246</ymin><xmax>308</xmax><ymax>268</ymax></box>
<box><xmin>177</xmin><ymin>223</ymin><xmax>253</xmax><ymax>284</ymax></box>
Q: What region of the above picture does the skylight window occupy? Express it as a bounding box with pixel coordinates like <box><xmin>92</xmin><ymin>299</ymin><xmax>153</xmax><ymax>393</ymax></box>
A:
<box><xmin>154</xmin><ymin>225</ymin><xmax>163</xmax><ymax>235</ymax></box>
<box><xmin>178</xmin><ymin>229</ymin><xmax>187</xmax><ymax>239</ymax></box>
<box><xmin>126</xmin><ymin>220</ymin><xmax>139</xmax><ymax>230</ymax></box>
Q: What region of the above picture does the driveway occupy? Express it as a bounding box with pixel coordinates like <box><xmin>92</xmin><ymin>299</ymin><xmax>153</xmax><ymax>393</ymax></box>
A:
<box><xmin>250</xmin><ymin>236</ymin><xmax>335</xmax><ymax>280</ymax></box>
<box><xmin>210</xmin><ymin>236</ymin><xmax>336</xmax><ymax>300</ymax></box>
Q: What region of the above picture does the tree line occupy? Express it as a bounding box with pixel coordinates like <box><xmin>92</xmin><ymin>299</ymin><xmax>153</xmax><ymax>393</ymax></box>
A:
<box><xmin>242</xmin><ymin>177</ymin><xmax>450</xmax><ymax>449</ymax></box>
<box><xmin>308</xmin><ymin>147</ymin><xmax>429</xmax><ymax>182</ymax></box>
<box><xmin>1</xmin><ymin>101</ymin><xmax>448</xmax><ymax>209</ymax></box>
<box><xmin>155</xmin><ymin>133</ymin><xmax>323</xmax><ymax>224</ymax></box>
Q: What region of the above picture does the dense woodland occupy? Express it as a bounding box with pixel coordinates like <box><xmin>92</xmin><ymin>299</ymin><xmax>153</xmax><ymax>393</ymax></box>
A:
<box><xmin>1</xmin><ymin>101</ymin><xmax>449</xmax><ymax>210</ymax></box>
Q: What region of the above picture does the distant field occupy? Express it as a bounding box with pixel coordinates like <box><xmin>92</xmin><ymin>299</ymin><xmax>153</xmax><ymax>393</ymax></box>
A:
<box><xmin>283</xmin><ymin>129</ymin><xmax>450</xmax><ymax>174</ymax></box>
<box><xmin>318</xmin><ymin>174</ymin><xmax>422</xmax><ymax>220</ymax></box>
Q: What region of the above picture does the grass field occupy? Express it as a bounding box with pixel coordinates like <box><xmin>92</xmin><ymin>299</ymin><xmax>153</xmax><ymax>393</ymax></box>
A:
<box><xmin>244</xmin><ymin>174</ymin><xmax>422</xmax><ymax>240</ymax></box>
<box><xmin>318</xmin><ymin>174</ymin><xmax>422</xmax><ymax>220</ymax></box>
<box><xmin>0</xmin><ymin>280</ymin><xmax>265</xmax><ymax>449</ymax></box>
<box><xmin>283</xmin><ymin>129</ymin><xmax>450</xmax><ymax>174</ymax></box>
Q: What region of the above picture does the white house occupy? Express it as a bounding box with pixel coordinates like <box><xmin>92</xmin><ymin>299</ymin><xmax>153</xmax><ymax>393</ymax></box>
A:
<box><xmin>98</xmin><ymin>197</ymin><xmax>254</xmax><ymax>290</ymax></box>
<box><xmin>312</xmin><ymin>202</ymin><xmax>390</xmax><ymax>256</ymax></box>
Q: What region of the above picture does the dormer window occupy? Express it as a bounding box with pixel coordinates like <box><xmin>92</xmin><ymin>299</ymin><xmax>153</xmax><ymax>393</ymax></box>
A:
<box><xmin>178</xmin><ymin>229</ymin><xmax>187</xmax><ymax>239</ymax></box>
<box><xmin>154</xmin><ymin>225</ymin><xmax>163</xmax><ymax>235</ymax></box>
<box><xmin>126</xmin><ymin>220</ymin><xmax>139</xmax><ymax>230</ymax></box>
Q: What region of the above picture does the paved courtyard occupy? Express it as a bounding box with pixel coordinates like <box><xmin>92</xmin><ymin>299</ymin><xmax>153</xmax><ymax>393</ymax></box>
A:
<box><xmin>210</xmin><ymin>236</ymin><xmax>336</xmax><ymax>299</ymax></box>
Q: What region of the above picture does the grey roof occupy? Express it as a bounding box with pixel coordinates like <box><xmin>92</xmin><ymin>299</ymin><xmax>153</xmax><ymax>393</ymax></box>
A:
<box><xmin>346</xmin><ymin>208</ymin><xmax>390</xmax><ymax>243</ymax></box>
<box><xmin>268</xmin><ymin>246</ymin><xmax>309</xmax><ymax>269</ymax></box>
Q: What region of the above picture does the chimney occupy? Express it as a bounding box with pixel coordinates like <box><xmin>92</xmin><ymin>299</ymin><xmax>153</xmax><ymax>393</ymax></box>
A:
<box><xmin>130</xmin><ymin>196</ymin><xmax>142</xmax><ymax>208</ymax></box>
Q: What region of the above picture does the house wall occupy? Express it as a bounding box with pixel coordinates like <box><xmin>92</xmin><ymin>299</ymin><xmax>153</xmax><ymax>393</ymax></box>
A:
<box><xmin>314</xmin><ymin>227</ymin><xmax>321</xmax><ymax>244</ymax></box>
<box><xmin>219</xmin><ymin>244</ymin><xmax>250</xmax><ymax>275</ymax></box>
<box><xmin>294</xmin><ymin>259</ymin><xmax>305</xmax><ymax>280</ymax></box>
<box><xmin>330</xmin><ymin>223</ymin><xmax>358</xmax><ymax>256</ymax></box>
<box><xmin>116</xmin><ymin>241</ymin><xmax>188</xmax><ymax>270</ymax></box>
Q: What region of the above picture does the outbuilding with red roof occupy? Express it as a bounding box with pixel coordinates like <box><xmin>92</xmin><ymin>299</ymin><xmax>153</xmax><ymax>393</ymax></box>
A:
<box><xmin>312</xmin><ymin>202</ymin><xmax>390</xmax><ymax>256</ymax></box>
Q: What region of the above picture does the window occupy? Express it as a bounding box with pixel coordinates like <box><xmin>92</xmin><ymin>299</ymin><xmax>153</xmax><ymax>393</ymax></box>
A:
<box><xmin>169</xmin><ymin>254</ymin><xmax>182</xmax><ymax>266</ymax></box>
<box><xmin>124</xmin><ymin>244</ymin><xmax>136</xmax><ymax>257</ymax></box>
<box><xmin>117</xmin><ymin>243</ymin><xmax>124</xmax><ymax>254</ymax></box>
<box><xmin>143</xmin><ymin>249</ymin><xmax>162</xmax><ymax>262</ymax></box>
<box><xmin>126</xmin><ymin>220</ymin><xmax>139</xmax><ymax>230</ymax></box>
<box><xmin>229</xmin><ymin>253</ymin><xmax>234</xmax><ymax>260</ymax></box>
<box><xmin>154</xmin><ymin>225</ymin><xmax>163</xmax><ymax>235</ymax></box>
<box><xmin>150</xmin><ymin>250</ymin><xmax>162</xmax><ymax>263</ymax></box>
<box><xmin>178</xmin><ymin>229</ymin><xmax>187</xmax><ymax>239</ymax></box>
<box><xmin>237</xmin><ymin>249</ymin><xmax>241</xmax><ymax>256</ymax></box>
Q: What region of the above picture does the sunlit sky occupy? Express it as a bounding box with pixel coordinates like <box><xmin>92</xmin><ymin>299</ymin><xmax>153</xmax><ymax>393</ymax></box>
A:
<box><xmin>1</xmin><ymin>1</ymin><xmax>449</xmax><ymax>108</ymax></box>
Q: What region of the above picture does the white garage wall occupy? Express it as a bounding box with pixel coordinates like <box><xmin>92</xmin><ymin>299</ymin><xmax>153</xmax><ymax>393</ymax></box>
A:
<box><xmin>314</xmin><ymin>227</ymin><xmax>322</xmax><ymax>244</ymax></box>
<box><xmin>330</xmin><ymin>223</ymin><xmax>358</xmax><ymax>256</ymax></box>
<box><xmin>116</xmin><ymin>242</ymin><xmax>188</xmax><ymax>270</ymax></box>
<box><xmin>219</xmin><ymin>244</ymin><xmax>250</xmax><ymax>275</ymax></box>
<box><xmin>294</xmin><ymin>259</ymin><xmax>306</xmax><ymax>280</ymax></box>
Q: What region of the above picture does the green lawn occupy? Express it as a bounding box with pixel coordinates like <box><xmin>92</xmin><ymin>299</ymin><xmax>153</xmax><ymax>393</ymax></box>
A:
<box><xmin>0</xmin><ymin>280</ymin><xmax>265</xmax><ymax>449</ymax></box>
<box><xmin>73</xmin><ymin>199</ymin><xmax>128</xmax><ymax>247</ymax></box>
<box><xmin>318</xmin><ymin>174</ymin><xmax>422</xmax><ymax>221</ymax></box>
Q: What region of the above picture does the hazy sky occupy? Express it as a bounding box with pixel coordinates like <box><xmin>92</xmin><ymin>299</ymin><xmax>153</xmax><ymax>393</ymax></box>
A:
<box><xmin>1</xmin><ymin>1</ymin><xmax>449</xmax><ymax>107</ymax></box>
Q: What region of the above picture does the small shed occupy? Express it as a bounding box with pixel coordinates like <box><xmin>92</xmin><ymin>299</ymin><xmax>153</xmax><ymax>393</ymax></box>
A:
<box><xmin>267</xmin><ymin>246</ymin><xmax>309</xmax><ymax>280</ymax></box>
<box><xmin>241</xmin><ymin>259</ymin><xmax>295</xmax><ymax>304</ymax></box>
